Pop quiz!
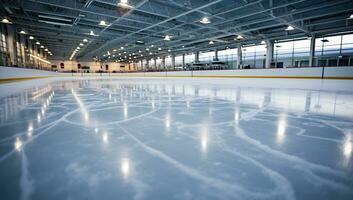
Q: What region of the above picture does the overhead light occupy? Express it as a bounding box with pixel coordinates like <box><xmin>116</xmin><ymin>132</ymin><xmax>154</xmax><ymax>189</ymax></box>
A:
<box><xmin>146</xmin><ymin>48</ymin><xmax>149</xmax><ymax>51</ymax></box>
<box><xmin>77</xmin><ymin>47</ymin><xmax>81</xmax><ymax>49</ymax></box>
<box><xmin>168</xmin><ymin>49</ymin><xmax>171</xmax><ymax>52</ymax></box>
<box><xmin>113</xmin><ymin>49</ymin><xmax>117</xmax><ymax>52</ymax></box>
<box><xmin>99</xmin><ymin>20</ymin><xmax>107</xmax><ymax>26</ymax></box>
<box><xmin>200</xmin><ymin>17</ymin><xmax>210</xmax><ymax>24</ymax></box>
<box><xmin>151</xmin><ymin>44</ymin><xmax>154</xmax><ymax>47</ymax></box>
<box><xmin>261</xmin><ymin>40</ymin><xmax>266</xmax><ymax>44</ymax></box>
<box><xmin>36</xmin><ymin>42</ymin><xmax>40</xmax><ymax>45</ymax></box>
<box><xmin>44</xmin><ymin>48</ymin><xmax>48</xmax><ymax>51</ymax></box>
<box><xmin>285</xmin><ymin>26</ymin><xmax>294</xmax><ymax>31</ymax></box>
<box><xmin>149</xmin><ymin>52</ymin><xmax>152</xmax><ymax>55</ymax></box>
<box><xmin>38</xmin><ymin>20</ymin><xmax>72</xmax><ymax>26</ymax></box>
<box><xmin>209</xmin><ymin>41</ymin><xmax>214</xmax><ymax>44</ymax></box>
<box><xmin>236</xmin><ymin>35</ymin><xmax>244</xmax><ymax>40</ymax></box>
<box><xmin>118</xmin><ymin>0</ymin><xmax>134</xmax><ymax>9</ymax></box>
<box><xmin>40</xmin><ymin>45</ymin><xmax>44</xmax><ymax>48</ymax></box>
<box><xmin>89</xmin><ymin>30</ymin><xmax>95</xmax><ymax>36</ymax></box>
<box><xmin>79</xmin><ymin>43</ymin><xmax>84</xmax><ymax>46</ymax></box>
<box><xmin>1</xmin><ymin>18</ymin><xmax>12</xmax><ymax>24</ymax></box>
<box><xmin>20</xmin><ymin>30</ymin><xmax>26</xmax><ymax>34</ymax></box>
<box><xmin>38</xmin><ymin>14</ymin><xmax>72</xmax><ymax>22</ymax></box>
<box><xmin>349</xmin><ymin>14</ymin><xmax>353</xmax><ymax>19</ymax></box>
<box><xmin>158</xmin><ymin>47</ymin><xmax>162</xmax><ymax>50</ymax></box>
<box><xmin>120</xmin><ymin>46</ymin><xmax>124</xmax><ymax>50</ymax></box>
<box><xmin>29</xmin><ymin>36</ymin><xmax>34</xmax><ymax>40</ymax></box>
<box><xmin>164</xmin><ymin>35</ymin><xmax>171</xmax><ymax>41</ymax></box>
<box><xmin>83</xmin><ymin>38</ymin><xmax>88</xmax><ymax>42</ymax></box>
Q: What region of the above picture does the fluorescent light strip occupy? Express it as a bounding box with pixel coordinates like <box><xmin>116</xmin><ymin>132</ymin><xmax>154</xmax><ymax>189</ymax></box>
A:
<box><xmin>38</xmin><ymin>15</ymin><xmax>72</xmax><ymax>22</ymax></box>
<box><xmin>38</xmin><ymin>20</ymin><xmax>72</xmax><ymax>26</ymax></box>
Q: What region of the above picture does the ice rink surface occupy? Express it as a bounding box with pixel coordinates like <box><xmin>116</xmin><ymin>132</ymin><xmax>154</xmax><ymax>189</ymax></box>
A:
<box><xmin>0</xmin><ymin>77</ymin><xmax>352</xmax><ymax>200</ymax></box>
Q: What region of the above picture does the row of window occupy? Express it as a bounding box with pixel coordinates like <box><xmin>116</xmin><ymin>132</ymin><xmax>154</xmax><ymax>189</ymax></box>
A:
<box><xmin>135</xmin><ymin>33</ymin><xmax>353</xmax><ymax>69</ymax></box>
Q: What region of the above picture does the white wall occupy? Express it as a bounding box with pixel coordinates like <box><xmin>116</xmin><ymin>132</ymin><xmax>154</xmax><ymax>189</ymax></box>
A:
<box><xmin>0</xmin><ymin>66</ymin><xmax>59</xmax><ymax>78</ymax></box>
<box><xmin>1</xmin><ymin>66</ymin><xmax>352</xmax><ymax>80</ymax></box>
<box><xmin>99</xmin><ymin>67</ymin><xmax>353</xmax><ymax>79</ymax></box>
<box><xmin>50</xmin><ymin>60</ymin><xmax>131</xmax><ymax>72</ymax></box>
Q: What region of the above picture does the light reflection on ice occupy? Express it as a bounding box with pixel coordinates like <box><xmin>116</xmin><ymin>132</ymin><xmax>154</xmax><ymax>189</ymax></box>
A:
<box><xmin>343</xmin><ymin>134</ymin><xmax>352</xmax><ymax>160</ymax></box>
<box><xmin>123</xmin><ymin>101</ymin><xmax>128</xmax><ymax>119</ymax></box>
<box><xmin>14</xmin><ymin>137</ymin><xmax>23</xmax><ymax>152</ymax></box>
<box><xmin>120</xmin><ymin>157</ymin><xmax>130</xmax><ymax>180</ymax></box>
<box><xmin>27</xmin><ymin>123</ymin><xmax>33</xmax><ymax>137</ymax></box>
<box><xmin>1</xmin><ymin>78</ymin><xmax>353</xmax><ymax>199</ymax></box>
<box><xmin>276</xmin><ymin>114</ymin><xmax>287</xmax><ymax>145</ymax></box>
<box><xmin>102</xmin><ymin>132</ymin><xmax>109</xmax><ymax>144</ymax></box>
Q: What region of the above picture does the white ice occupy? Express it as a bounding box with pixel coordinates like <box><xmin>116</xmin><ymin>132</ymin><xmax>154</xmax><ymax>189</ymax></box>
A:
<box><xmin>0</xmin><ymin>77</ymin><xmax>352</xmax><ymax>200</ymax></box>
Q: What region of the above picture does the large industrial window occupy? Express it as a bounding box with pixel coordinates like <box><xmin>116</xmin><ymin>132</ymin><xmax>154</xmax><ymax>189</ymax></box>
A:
<box><xmin>165</xmin><ymin>56</ymin><xmax>172</xmax><ymax>69</ymax></box>
<box><xmin>184</xmin><ymin>53</ymin><xmax>194</xmax><ymax>66</ymax></box>
<box><xmin>156</xmin><ymin>57</ymin><xmax>162</xmax><ymax>69</ymax></box>
<box><xmin>315</xmin><ymin>34</ymin><xmax>353</xmax><ymax>67</ymax></box>
<box><xmin>242</xmin><ymin>44</ymin><xmax>266</xmax><ymax>69</ymax></box>
<box><xmin>218</xmin><ymin>48</ymin><xmax>237</xmax><ymax>69</ymax></box>
<box><xmin>274</xmin><ymin>38</ymin><xmax>311</xmax><ymax>68</ymax></box>
<box><xmin>199</xmin><ymin>51</ymin><xmax>214</xmax><ymax>62</ymax></box>
<box><xmin>0</xmin><ymin>25</ymin><xmax>8</xmax><ymax>66</ymax></box>
<box><xmin>175</xmin><ymin>55</ymin><xmax>183</xmax><ymax>69</ymax></box>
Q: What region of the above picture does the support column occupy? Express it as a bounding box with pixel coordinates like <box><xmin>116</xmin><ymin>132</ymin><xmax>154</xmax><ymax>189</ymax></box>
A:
<box><xmin>214</xmin><ymin>49</ymin><xmax>219</xmax><ymax>61</ymax></box>
<box><xmin>237</xmin><ymin>43</ymin><xmax>242</xmax><ymax>69</ymax></box>
<box><xmin>153</xmin><ymin>58</ymin><xmax>157</xmax><ymax>70</ymax></box>
<box><xmin>35</xmin><ymin>45</ymin><xmax>40</xmax><ymax>69</ymax></box>
<box><xmin>172</xmin><ymin>55</ymin><xmax>176</xmax><ymax>70</ymax></box>
<box><xmin>140</xmin><ymin>60</ymin><xmax>143</xmax><ymax>71</ymax></box>
<box><xmin>182</xmin><ymin>54</ymin><xmax>185</xmax><ymax>69</ymax></box>
<box><xmin>265</xmin><ymin>40</ymin><xmax>274</xmax><ymax>69</ymax></box>
<box><xmin>19</xmin><ymin>35</ymin><xmax>27</xmax><ymax>67</ymax></box>
<box><xmin>309</xmin><ymin>35</ymin><xmax>316</xmax><ymax>67</ymax></box>
<box><xmin>195</xmin><ymin>51</ymin><xmax>199</xmax><ymax>63</ymax></box>
<box><xmin>162</xmin><ymin>56</ymin><xmax>166</xmax><ymax>70</ymax></box>
<box><xmin>28</xmin><ymin>39</ymin><xmax>33</xmax><ymax>67</ymax></box>
<box><xmin>146</xmin><ymin>59</ymin><xmax>149</xmax><ymax>71</ymax></box>
<box><xmin>6</xmin><ymin>25</ymin><xmax>17</xmax><ymax>66</ymax></box>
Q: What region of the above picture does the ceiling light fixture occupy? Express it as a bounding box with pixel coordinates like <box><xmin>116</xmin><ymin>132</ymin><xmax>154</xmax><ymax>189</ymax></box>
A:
<box><xmin>89</xmin><ymin>30</ymin><xmax>95</xmax><ymax>36</ymax></box>
<box><xmin>20</xmin><ymin>30</ymin><xmax>26</xmax><ymax>34</ymax></box>
<box><xmin>40</xmin><ymin>45</ymin><xmax>44</xmax><ymax>48</ymax></box>
<box><xmin>236</xmin><ymin>35</ymin><xmax>244</xmax><ymax>40</ymax></box>
<box><xmin>79</xmin><ymin>43</ymin><xmax>84</xmax><ymax>46</ymax></box>
<box><xmin>36</xmin><ymin>42</ymin><xmax>40</xmax><ymax>45</ymax></box>
<box><xmin>83</xmin><ymin>38</ymin><xmax>88</xmax><ymax>42</ymax></box>
<box><xmin>349</xmin><ymin>14</ymin><xmax>353</xmax><ymax>19</ymax></box>
<box><xmin>164</xmin><ymin>35</ymin><xmax>171</xmax><ymax>41</ymax></box>
<box><xmin>200</xmin><ymin>17</ymin><xmax>210</xmax><ymax>24</ymax></box>
<box><xmin>29</xmin><ymin>36</ymin><xmax>34</xmax><ymax>40</ymax></box>
<box><xmin>209</xmin><ymin>41</ymin><xmax>214</xmax><ymax>44</ymax></box>
<box><xmin>261</xmin><ymin>40</ymin><xmax>266</xmax><ymax>44</ymax></box>
<box><xmin>118</xmin><ymin>0</ymin><xmax>134</xmax><ymax>9</ymax></box>
<box><xmin>99</xmin><ymin>20</ymin><xmax>107</xmax><ymax>26</ymax></box>
<box><xmin>1</xmin><ymin>18</ymin><xmax>12</xmax><ymax>24</ymax></box>
<box><xmin>285</xmin><ymin>25</ymin><xmax>295</xmax><ymax>31</ymax></box>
